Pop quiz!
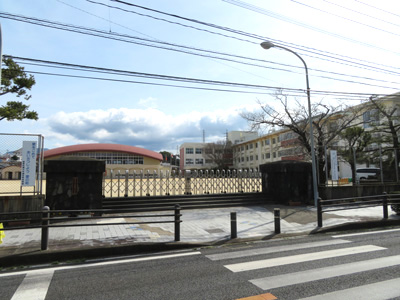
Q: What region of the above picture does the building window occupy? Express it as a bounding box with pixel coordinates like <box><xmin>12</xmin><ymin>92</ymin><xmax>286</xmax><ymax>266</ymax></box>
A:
<box><xmin>186</xmin><ymin>148</ymin><xmax>194</xmax><ymax>154</ymax></box>
<box><xmin>363</xmin><ymin>109</ymin><xmax>379</xmax><ymax>128</ymax></box>
<box><xmin>266</xmin><ymin>153</ymin><xmax>271</xmax><ymax>159</ymax></box>
<box><xmin>195</xmin><ymin>158</ymin><xmax>204</xmax><ymax>165</ymax></box>
<box><xmin>70</xmin><ymin>152</ymin><xmax>144</xmax><ymax>165</ymax></box>
<box><xmin>250</xmin><ymin>155</ymin><xmax>253</xmax><ymax>161</ymax></box>
<box><xmin>255</xmin><ymin>143</ymin><xmax>258</xmax><ymax>148</ymax></box>
<box><xmin>205</xmin><ymin>148</ymin><xmax>212</xmax><ymax>154</ymax></box>
<box><xmin>195</xmin><ymin>148</ymin><xmax>202</xmax><ymax>154</ymax></box>
<box><xmin>250</xmin><ymin>144</ymin><xmax>253</xmax><ymax>149</ymax></box>
<box><xmin>185</xmin><ymin>158</ymin><xmax>194</xmax><ymax>164</ymax></box>
<box><xmin>272</xmin><ymin>138</ymin><xmax>276</xmax><ymax>144</ymax></box>
<box><xmin>256</xmin><ymin>155</ymin><xmax>258</xmax><ymax>160</ymax></box>
<box><xmin>273</xmin><ymin>152</ymin><xmax>276</xmax><ymax>158</ymax></box>
<box><xmin>265</xmin><ymin>139</ymin><xmax>270</xmax><ymax>145</ymax></box>
<box><xmin>279</xmin><ymin>132</ymin><xmax>297</xmax><ymax>142</ymax></box>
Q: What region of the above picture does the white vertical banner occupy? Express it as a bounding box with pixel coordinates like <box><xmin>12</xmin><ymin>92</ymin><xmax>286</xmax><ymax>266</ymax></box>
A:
<box><xmin>21</xmin><ymin>141</ymin><xmax>37</xmax><ymax>186</ymax></box>
<box><xmin>330</xmin><ymin>150</ymin><xmax>339</xmax><ymax>181</ymax></box>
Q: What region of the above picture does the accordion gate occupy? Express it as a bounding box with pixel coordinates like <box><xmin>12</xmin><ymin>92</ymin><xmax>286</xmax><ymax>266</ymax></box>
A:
<box><xmin>103</xmin><ymin>170</ymin><xmax>262</xmax><ymax>198</ymax></box>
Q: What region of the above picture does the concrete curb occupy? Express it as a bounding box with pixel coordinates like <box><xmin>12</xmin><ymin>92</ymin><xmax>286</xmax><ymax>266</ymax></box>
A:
<box><xmin>2</xmin><ymin>219</ymin><xmax>400</xmax><ymax>269</ymax></box>
<box><xmin>0</xmin><ymin>242</ymin><xmax>207</xmax><ymax>269</ymax></box>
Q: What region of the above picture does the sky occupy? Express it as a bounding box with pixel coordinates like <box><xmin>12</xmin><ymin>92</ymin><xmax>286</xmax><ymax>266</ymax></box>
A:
<box><xmin>1</xmin><ymin>0</ymin><xmax>400</xmax><ymax>154</ymax></box>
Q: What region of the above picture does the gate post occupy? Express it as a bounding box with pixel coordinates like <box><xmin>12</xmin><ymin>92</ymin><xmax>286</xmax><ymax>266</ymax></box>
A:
<box><xmin>41</xmin><ymin>206</ymin><xmax>50</xmax><ymax>250</ymax></box>
<box><xmin>317</xmin><ymin>197</ymin><xmax>323</xmax><ymax>227</ymax></box>
<box><xmin>383</xmin><ymin>192</ymin><xmax>388</xmax><ymax>219</ymax></box>
<box><xmin>184</xmin><ymin>171</ymin><xmax>192</xmax><ymax>195</ymax></box>
<box><xmin>175</xmin><ymin>204</ymin><xmax>181</xmax><ymax>242</ymax></box>
<box><xmin>231</xmin><ymin>212</ymin><xmax>237</xmax><ymax>239</ymax></box>
<box><xmin>274</xmin><ymin>208</ymin><xmax>281</xmax><ymax>234</ymax></box>
<box><xmin>125</xmin><ymin>170</ymin><xmax>129</xmax><ymax>197</ymax></box>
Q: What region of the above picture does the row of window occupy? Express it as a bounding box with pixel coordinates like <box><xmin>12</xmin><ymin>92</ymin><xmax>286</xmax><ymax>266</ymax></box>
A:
<box><xmin>236</xmin><ymin>149</ymin><xmax>300</xmax><ymax>163</ymax></box>
<box><xmin>185</xmin><ymin>148</ymin><xmax>203</xmax><ymax>154</ymax></box>
<box><xmin>235</xmin><ymin>138</ymin><xmax>278</xmax><ymax>152</ymax></box>
<box><xmin>186</xmin><ymin>158</ymin><xmax>204</xmax><ymax>165</ymax></box>
<box><xmin>185</xmin><ymin>148</ymin><xmax>215</xmax><ymax>155</ymax></box>
<box><xmin>185</xmin><ymin>158</ymin><xmax>216</xmax><ymax>165</ymax></box>
<box><xmin>69</xmin><ymin>152</ymin><xmax>144</xmax><ymax>165</ymax></box>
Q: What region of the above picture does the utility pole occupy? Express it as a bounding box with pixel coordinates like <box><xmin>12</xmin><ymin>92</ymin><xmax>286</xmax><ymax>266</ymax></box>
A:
<box><xmin>0</xmin><ymin>23</ymin><xmax>3</xmax><ymax>83</ymax></box>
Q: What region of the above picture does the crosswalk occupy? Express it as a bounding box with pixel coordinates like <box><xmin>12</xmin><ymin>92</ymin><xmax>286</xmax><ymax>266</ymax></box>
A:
<box><xmin>205</xmin><ymin>237</ymin><xmax>400</xmax><ymax>299</ymax></box>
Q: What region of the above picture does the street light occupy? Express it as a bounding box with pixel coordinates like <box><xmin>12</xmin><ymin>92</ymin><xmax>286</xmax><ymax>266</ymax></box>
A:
<box><xmin>260</xmin><ymin>41</ymin><xmax>319</xmax><ymax>206</ymax></box>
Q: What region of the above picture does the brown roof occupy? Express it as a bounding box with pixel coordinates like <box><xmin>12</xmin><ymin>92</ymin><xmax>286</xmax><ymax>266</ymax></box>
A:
<box><xmin>43</xmin><ymin>143</ymin><xmax>163</xmax><ymax>161</ymax></box>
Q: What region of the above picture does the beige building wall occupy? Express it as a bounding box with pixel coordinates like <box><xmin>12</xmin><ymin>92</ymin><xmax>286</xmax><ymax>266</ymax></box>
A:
<box><xmin>233</xmin><ymin>130</ymin><xmax>290</xmax><ymax>170</ymax></box>
<box><xmin>1</xmin><ymin>165</ymin><xmax>22</xmax><ymax>180</ymax></box>
<box><xmin>180</xmin><ymin>142</ymin><xmax>216</xmax><ymax>170</ymax></box>
<box><xmin>233</xmin><ymin>93</ymin><xmax>400</xmax><ymax>174</ymax></box>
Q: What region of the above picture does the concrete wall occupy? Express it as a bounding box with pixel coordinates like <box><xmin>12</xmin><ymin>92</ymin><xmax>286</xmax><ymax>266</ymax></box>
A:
<box><xmin>0</xmin><ymin>195</ymin><xmax>44</xmax><ymax>221</ymax></box>
<box><xmin>319</xmin><ymin>184</ymin><xmax>400</xmax><ymax>199</ymax></box>
<box><xmin>260</xmin><ymin>161</ymin><xmax>313</xmax><ymax>205</ymax></box>
<box><xmin>44</xmin><ymin>158</ymin><xmax>105</xmax><ymax>211</ymax></box>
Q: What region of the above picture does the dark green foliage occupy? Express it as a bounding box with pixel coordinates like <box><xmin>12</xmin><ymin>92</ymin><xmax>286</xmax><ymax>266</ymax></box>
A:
<box><xmin>0</xmin><ymin>57</ymin><xmax>38</xmax><ymax>121</ymax></box>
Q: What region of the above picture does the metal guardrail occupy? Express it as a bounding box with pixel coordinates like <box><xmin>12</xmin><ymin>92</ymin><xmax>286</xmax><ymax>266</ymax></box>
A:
<box><xmin>317</xmin><ymin>193</ymin><xmax>400</xmax><ymax>227</ymax></box>
<box><xmin>0</xmin><ymin>205</ymin><xmax>182</xmax><ymax>250</ymax></box>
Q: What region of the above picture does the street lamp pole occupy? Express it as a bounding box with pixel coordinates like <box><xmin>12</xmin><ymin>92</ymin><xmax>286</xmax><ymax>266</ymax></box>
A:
<box><xmin>0</xmin><ymin>23</ymin><xmax>3</xmax><ymax>84</ymax></box>
<box><xmin>260</xmin><ymin>41</ymin><xmax>319</xmax><ymax>206</ymax></box>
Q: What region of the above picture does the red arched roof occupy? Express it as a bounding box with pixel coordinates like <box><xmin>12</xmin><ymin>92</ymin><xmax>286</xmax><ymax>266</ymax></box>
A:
<box><xmin>43</xmin><ymin>143</ymin><xmax>163</xmax><ymax>161</ymax></box>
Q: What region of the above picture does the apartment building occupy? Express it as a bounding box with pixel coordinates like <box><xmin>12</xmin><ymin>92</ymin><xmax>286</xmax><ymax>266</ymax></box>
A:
<box><xmin>179</xmin><ymin>92</ymin><xmax>400</xmax><ymax>174</ymax></box>
<box><xmin>179</xmin><ymin>142</ymin><xmax>213</xmax><ymax>170</ymax></box>
<box><xmin>232</xmin><ymin>129</ymin><xmax>304</xmax><ymax>171</ymax></box>
<box><xmin>179</xmin><ymin>131</ymin><xmax>258</xmax><ymax>171</ymax></box>
<box><xmin>233</xmin><ymin>92</ymin><xmax>400</xmax><ymax>177</ymax></box>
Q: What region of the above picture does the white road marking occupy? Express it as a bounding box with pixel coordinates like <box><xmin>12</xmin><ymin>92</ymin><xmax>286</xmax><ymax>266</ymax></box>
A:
<box><xmin>11</xmin><ymin>270</ymin><xmax>54</xmax><ymax>300</ymax></box>
<box><xmin>0</xmin><ymin>251</ymin><xmax>201</xmax><ymax>278</ymax></box>
<box><xmin>332</xmin><ymin>228</ymin><xmax>400</xmax><ymax>238</ymax></box>
<box><xmin>224</xmin><ymin>245</ymin><xmax>385</xmax><ymax>272</ymax></box>
<box><xmin>206</xmin><ymin>239</ymin><xmax>351</xmax><ymax>261</ymax></box>
<box><xmin>250</xmin><ymin>254</ymin><xmax>400</xmax><ymax>290</ymax></box>
<box><xmin>297</xmin><ymin>278</ymin><xmax>400</xmax><ymax>300</ymax></box>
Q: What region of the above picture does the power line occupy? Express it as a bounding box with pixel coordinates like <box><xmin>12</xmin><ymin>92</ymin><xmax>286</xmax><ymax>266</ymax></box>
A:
<box><xmin>354</xmin><ymin>0</ymin><xmax>400</xmax><ymax>19</ymax></box>
<box><xmin>321</xmin><ymin>0</ymin><xmax>400</xmax><ymax>30</ymax></box>
<box><xmin>2</xmin><ymin>11</ymin><xmax>400</xmax><ymax>91</ymax></box>
<box><xmin>222</xmin><ymin>0</ymin><xmax>400</xmax><ymax>56</ymax></box>
<box><xmin>103</xmin><ymin>0</ymin><xmax>400</xmax><ymax>74</ymax></box>
<box><xmin>5</xmin><ymin>55</ymin><xmax>389</xmax><ymax>100</ymax></box>
<box><xmin>290</xmin><ymin>0</ymin><xmax>400</xmax><ymax>38</ymax></box>
<box><xmin>87</xmin><ymin>0</ymin><xmax>257</xmax><ymax>44</ymax></box>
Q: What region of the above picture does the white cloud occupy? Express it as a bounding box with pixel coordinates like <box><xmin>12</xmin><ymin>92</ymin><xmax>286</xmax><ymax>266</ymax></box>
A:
<box><xmin>45</xmin><ymin>105</ymin><xmax>254</xmax><ymax>152</ymax></box>
<box><xmin>138</xmin><ymin>97</ymin><xmax>159</xmax><ymax>109</ymax></box>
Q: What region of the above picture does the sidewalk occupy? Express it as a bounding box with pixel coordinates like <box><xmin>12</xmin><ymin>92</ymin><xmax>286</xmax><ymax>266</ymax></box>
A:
<box><xmin>1</xmin><ymin>205</ymin><xmax>400</xmax><ymax>268</ymax></box>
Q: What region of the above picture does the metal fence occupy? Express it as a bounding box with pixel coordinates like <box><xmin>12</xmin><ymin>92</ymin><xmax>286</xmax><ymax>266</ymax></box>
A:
<box><xmin>317</xmin><ymin>193</ymin><xmax>400</xmax><ymax>227</ymax></box>
<box><xmin>0</xmin><ymin>133</ymin><xmax>44</xmax><ymax>196</ymax></box>
<box><xmin>0</xmin><ymin>205</ymin><xmax>182</xmax><ymax>250</ymax></box>
<box><xmin>319</xmin><ymin>145</ymin><xmax>400</xmax><ymax>186</ymax></box>
<box><xmin>103</xmin><ymin>169</ymin><xmax>262</xmax><ymax>198</ymax></box>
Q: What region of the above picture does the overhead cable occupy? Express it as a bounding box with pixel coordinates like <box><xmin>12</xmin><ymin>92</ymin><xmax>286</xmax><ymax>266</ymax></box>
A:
<box><xmin>5</xmin><ymin>55</ymin><xmax>390</xmax><ymax>100</ymax></box>
<box><xmin>104</xmin><ymin>0</ymin><xmax>400</xmax><ymax>73</ymax></box>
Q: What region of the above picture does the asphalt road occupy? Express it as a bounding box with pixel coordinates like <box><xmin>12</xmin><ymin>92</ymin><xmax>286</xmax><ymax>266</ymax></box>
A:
<box><xmin>2</xmin><ymin>228</ymin><xmax>400</xmax><ymax>300</ymax></box>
